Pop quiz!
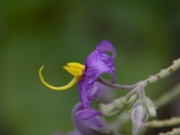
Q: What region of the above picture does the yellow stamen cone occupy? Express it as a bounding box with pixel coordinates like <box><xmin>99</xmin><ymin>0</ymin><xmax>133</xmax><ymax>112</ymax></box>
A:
<box><xmin>67</xmin><ymin>62</ymin><xmax>85</xmax><ymax>70</ymax></box>
<box><xmin>63</xmin><ymin>66</ymin><xmax>83</xmax><ymax>77</ymax></box>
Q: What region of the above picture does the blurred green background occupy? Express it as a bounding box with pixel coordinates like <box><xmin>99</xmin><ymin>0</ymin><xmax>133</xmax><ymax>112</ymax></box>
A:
<box><xmin>1</xmin><ymin>1</ymin><xmax>180</xmax><ymax>135</ymax></box>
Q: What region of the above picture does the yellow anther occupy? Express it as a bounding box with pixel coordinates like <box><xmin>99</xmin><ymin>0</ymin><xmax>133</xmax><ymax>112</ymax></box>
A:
<box><xmin>39</xmin><ymin>65</ymin><xmax>79</xmax><ymax>90</ymax></box>
<box><xmin>64</xmin><ymin>62</ymin><xmax>85</xmax><ymax>77</ymax></box>
<box><xmin>63</xmin><ymin>66</ymin><xmax>83</xmax><ymax>77</ymax></box>
<box><xmin>67</xmin><ymin>62</ymin><xmax>85</xmax><ymax>70</ymax></box>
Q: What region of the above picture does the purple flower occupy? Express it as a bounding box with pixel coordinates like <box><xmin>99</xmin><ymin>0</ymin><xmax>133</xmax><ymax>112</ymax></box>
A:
<box><xmin>39</xmin><ymin>40</ymin><xmax>116</xmax><ymax>120</ymax></box>
<box><xmin>53</xmin><ymin>81</ymin><xmax>119</xmax><ymax>135</ymax></box>
<box><xmin>55</xmin><ymin>102</ymin><xmax>120</xmax><ymax>135</ymax></box>
<box><xmin>131</xmin><ymin>103</ymin><xmax>149</xmax><ymax>135</ymax></box>
<box><xmin>73</xmin><ymin>102</ymin><xmax>108</xmax><ymax>135</ymax></box>
<box><xmin>76</xmin><ymin>40</ymin><xmax>116</xmax><ymax>120</ymax></box>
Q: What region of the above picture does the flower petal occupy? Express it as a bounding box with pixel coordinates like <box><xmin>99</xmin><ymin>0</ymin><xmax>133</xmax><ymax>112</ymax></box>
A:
<box><xmin>78</xmin><ymin>40</ymin><xmax>116</xmax><ymax>118</ymax></box>
<box><xmin>76</xmin><ymin>108</ymin><xmax>102</xmax><ymax>120</ymax></box>
<box><xmin>89</xmin><ymin>82</ymin><xmax>115</xmax><ymax>103</ymax></box>
<box><xmin>72</xmin><ymin>102</ymin><xmax>107</xmax><ymax>135</ymax></box>
<box><xmin>84</xmin><ymin>116</ymin><xmax>107</xmax><ymax>131</ymax></box>
<box><xmin>53</xmin><ymin>102</ymin><xmax>120</xmax><ymax>135</ymax></box>
<box><xmin>96</xmin><ymin>40</ymin><xmax>116</xmax><ymax>59</ymax></box>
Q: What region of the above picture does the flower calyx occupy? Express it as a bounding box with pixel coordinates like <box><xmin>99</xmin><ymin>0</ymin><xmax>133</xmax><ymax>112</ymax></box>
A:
<box><xmin>99</xmin><ymin>97</ymin><xmax>128</xmax><ymax>116</ymax></box>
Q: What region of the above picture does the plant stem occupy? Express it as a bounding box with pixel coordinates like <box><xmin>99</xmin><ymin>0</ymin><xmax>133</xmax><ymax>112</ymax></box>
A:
<box><xmin>158</xmin><ymin>128</ymin><xmax>180</xmax><ymax>135</ymax></box>
<box><xmin>146</xmin><ymin>117</ymin><xmax>180</xmax><ymax>128</ymax></box>
<box><xmin>105</xmin><ymin>58</ymin><xmax>180</xmax><ymax>131</ymax></box>
<box><xmin>143</xmin><ymin>58</ymin><xmax>180</xmax><ymax>86</ymax></box>
<box><xmin>98</xmin><ymin>58</ymin><xmax>180</xmax><ymax>94</ymax></box>
<box><xmin>154</xmin><ymin>82</ymin><xmax>180</xmax><ymax>108</ymax></box>
<box><xmin>125</xmin><ymin>58</ymin><xmax>180</xmax><ymax>100</ymax></box>
<box><xmin>97</xmin><ymin>76</ymin><xmax>137</xmax><ymax>90</ymax></box>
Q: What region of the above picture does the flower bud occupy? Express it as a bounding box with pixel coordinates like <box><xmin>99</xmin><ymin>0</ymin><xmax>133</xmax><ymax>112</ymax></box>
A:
<box><xmin>143</xmin><ymin>96</ymin><xmax>157</xmax><ymax>118</ymax></box>
<box><xmin>143</xmin><ymin>96</ymin><xmax>157</xmax><ymax>108</ymax></box>
<box><xmin>99</xmin><ymin>97</ymin><xmax>128</xmax><ymax>116</ymax></box>
<box><xmin>132</xmin><ymin>123</ymin><xmax>147</xmax><ymax>135</ymax></box>
<box><xmin>127</xmin><ymin>93</ymin><xmax>138</xmax><ymax>105</ymax></box>
<box><xmin>131</xmin><ymin>103</ymin><xmax>149</xmax><ymax>135</ymax></box>
<box><xmin>147</xmin><ymin>106</ymin><xmax>156</xmax><ymax>118</ymax></box>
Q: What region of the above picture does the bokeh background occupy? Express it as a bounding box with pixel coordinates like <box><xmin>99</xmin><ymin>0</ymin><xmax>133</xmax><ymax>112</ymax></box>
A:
<box><xmin>1</xmin><ymin>1</ymin><xmax>180</xmax><ymax>135</ymax></box>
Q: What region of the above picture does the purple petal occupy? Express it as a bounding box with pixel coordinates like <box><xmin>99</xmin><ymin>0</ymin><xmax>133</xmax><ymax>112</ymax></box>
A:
<box><xmin>96</xmin><ymin>40</ymin><xmax>116</xmax><ymax>59</ymax></box>
<box><xmin>78</xmin><ymin>40</ymin><xmax>116</xmax><ymax>118</ymax></box>
<box><xmin>72</xmin><ymin>102</ymin><xmax>107</xmax><ymax>135</ymax></box>
<box><xmin>78</xmin><ymin>83</ymin><xmax>90</xmax><ymax>109</ymax></box>
<box><xmin>76</xmin><ymin>108</ymin><xmax>102</xmax><ymax>120</ymax></box>
<box><xmin>85</xmin><ymin>41</ymin><xmax>116</xmax><ymax>84</ymax></box>
<box><xmin>84</xmin><ymin>116</ymin><xmax>107</xmax><ymax>131</ymax></box>
<box><xmin>92</xmin><ymin>82</ymin><xmax>115</xmax><ymax>103</ymax></box>
<box><xmin>88</xmin><ymin>82</ymin><xmax>99</xmax><ymax>100</ymax></box>
<box><xmin>57</xmin><ymin>102</ymin><xmax>120</xmax><ymax>135</ymax></box>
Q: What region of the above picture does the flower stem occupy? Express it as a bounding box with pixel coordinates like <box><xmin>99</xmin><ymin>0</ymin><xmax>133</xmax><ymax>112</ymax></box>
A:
<box><xmin>103</xmin><ymin>58</ymin><xmax>180</xmax><ymax>132</ymax></box>
<box><xmin>98</xmin><ymin>58</ymin><xmax>180</xmax><ymax>91</ymax></box>
<box><xmin>97</xmin><ymin>76</ymin><xmax>137</xmax><ymax>90</ymax></box>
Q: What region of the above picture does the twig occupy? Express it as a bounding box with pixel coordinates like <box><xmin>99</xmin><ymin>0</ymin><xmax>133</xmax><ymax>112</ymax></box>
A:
<box><xmin>105</xmin><ymin>58</ymin><xmax>180</xmax><ymax>132</ymax></box>
<box><xmin>97</xmin><ymin>76</ymin><xmax>137</xmax><ymax>90</ymax></box>
<box><xmin>144</xmin><ymin>58</ymin><xmax>180</xmax><ymax>86</ymax></box>
<box><xmin>158</xmin><ymin>127</ymin><xmax>180</xmax><ymax>135</ymax></box>
<box><xmin>154</xmin><ymin>83</ymin><xmax>180</xmax><ymax>108</ymax></box>
<box><xmin>146</xmin><ymin>117</ymin><xmax>180</xmax><ymax>128</ymax></box>
<box><xmin>125</xmin><ymin>58</ymin><xmax>180</xmax><ymax>101</ymax></box>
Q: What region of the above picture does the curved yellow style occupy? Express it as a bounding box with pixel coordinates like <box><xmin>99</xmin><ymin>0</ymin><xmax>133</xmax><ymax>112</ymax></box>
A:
<box><xmin>39</xmin><ymin>65</ymin><xmax>79</xmax><ymax>90</ymax></box>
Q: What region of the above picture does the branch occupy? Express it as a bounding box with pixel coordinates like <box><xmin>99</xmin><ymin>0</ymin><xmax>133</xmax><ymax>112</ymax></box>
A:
<box><xmin>146</xmin><ymin>117</ymin><xmax>180</xmax><ymax>128</ymax></box>
<box><xmin>102</xmin><ymin>58</ymin><xmax>180</xmax><ymax>101</ymax></box>
<box><xmin>102</xmin><ymin>58</ymin><xmax>180</xmax><ymax>132</ymax></box>
<box><xmin>126</xmin><ymin>58</ymin><xmax>180</xmax><ymax>100</ymax></box>
<box><xmin>154</xmin><ymin>82</ymin><xmax>180</xmax><ymax>108</ymax></box>
<box><xmin>158</xmin><ymin>127</ymin><xmax>180</xmax><ymax>135</ymax></box>
<box><xmin>144</xmin><ymin>58</ymin><xmax>180</xmax><ymax>86</ymax></box>
<box><xmin>97</xmin><ymin>58</ymin><xmax>180</xmax><ymax>94</ymax></box>
<box><xmin>97</xmin><ymin>76</ymin><xmax>137</xmax><ymax>90</ymax></box>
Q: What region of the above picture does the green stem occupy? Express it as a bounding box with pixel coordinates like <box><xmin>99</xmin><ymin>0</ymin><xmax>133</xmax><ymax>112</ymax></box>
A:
<box><xmin>158</xmin><ymin>128</ymin><xmax>180</xmax><ymax>135</ymax></box>
<box><xmin>154</xmin><ymin>82</ymin><xmax>180</xmax><ymax>108</ymax></box>
<box><xmin>144</xmin><ymin>58</ymin><xmax>180</xmax><ymax>86</ymax></box>
<box><xmin>106</xmin><ymin>58</ymin><xmax>180</xmax><ymax>131</ymax></box>
<box><xmin>146</xmin><ymin>117</ymin><xmax>180</xmax><ymax>128</ymax></box>
<box><xmin>100</xmin><ymin>58</ymin><xmax>180</xmax><ymax>101</ymax></box>
<box><xmin>125</xmin><ymin>58</ymin><xmax>180</xmax><ymax>101</ymax></box>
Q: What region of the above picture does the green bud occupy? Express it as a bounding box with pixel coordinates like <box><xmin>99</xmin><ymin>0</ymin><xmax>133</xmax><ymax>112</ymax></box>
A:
<box><xmin>143</xmin><ymin>96</ymin><xmax>157</xmax><ymax>109</ymax></box>
<box><xmin>147</xmin><ymin>106</ymin><xmax>156</xmax><ymax>118</ymax></box>
<box><xmin>99</xmin><ymin>97</ymin><xmax>128</xmax><ymax>116</ymax></box>
<box><xmin>127</xmin><ymin>93</ymin><xmax>138</xmax><ymax>105</ymax></box>
<box><xmin>129</xmin><ymin>98</ymin><xmax>144</xmax><ymax>112</ymax></box>
<box><xmin>143</xmin><ymin>96</ymin><xmax>157</xmax><ymax>118</ymax></box>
